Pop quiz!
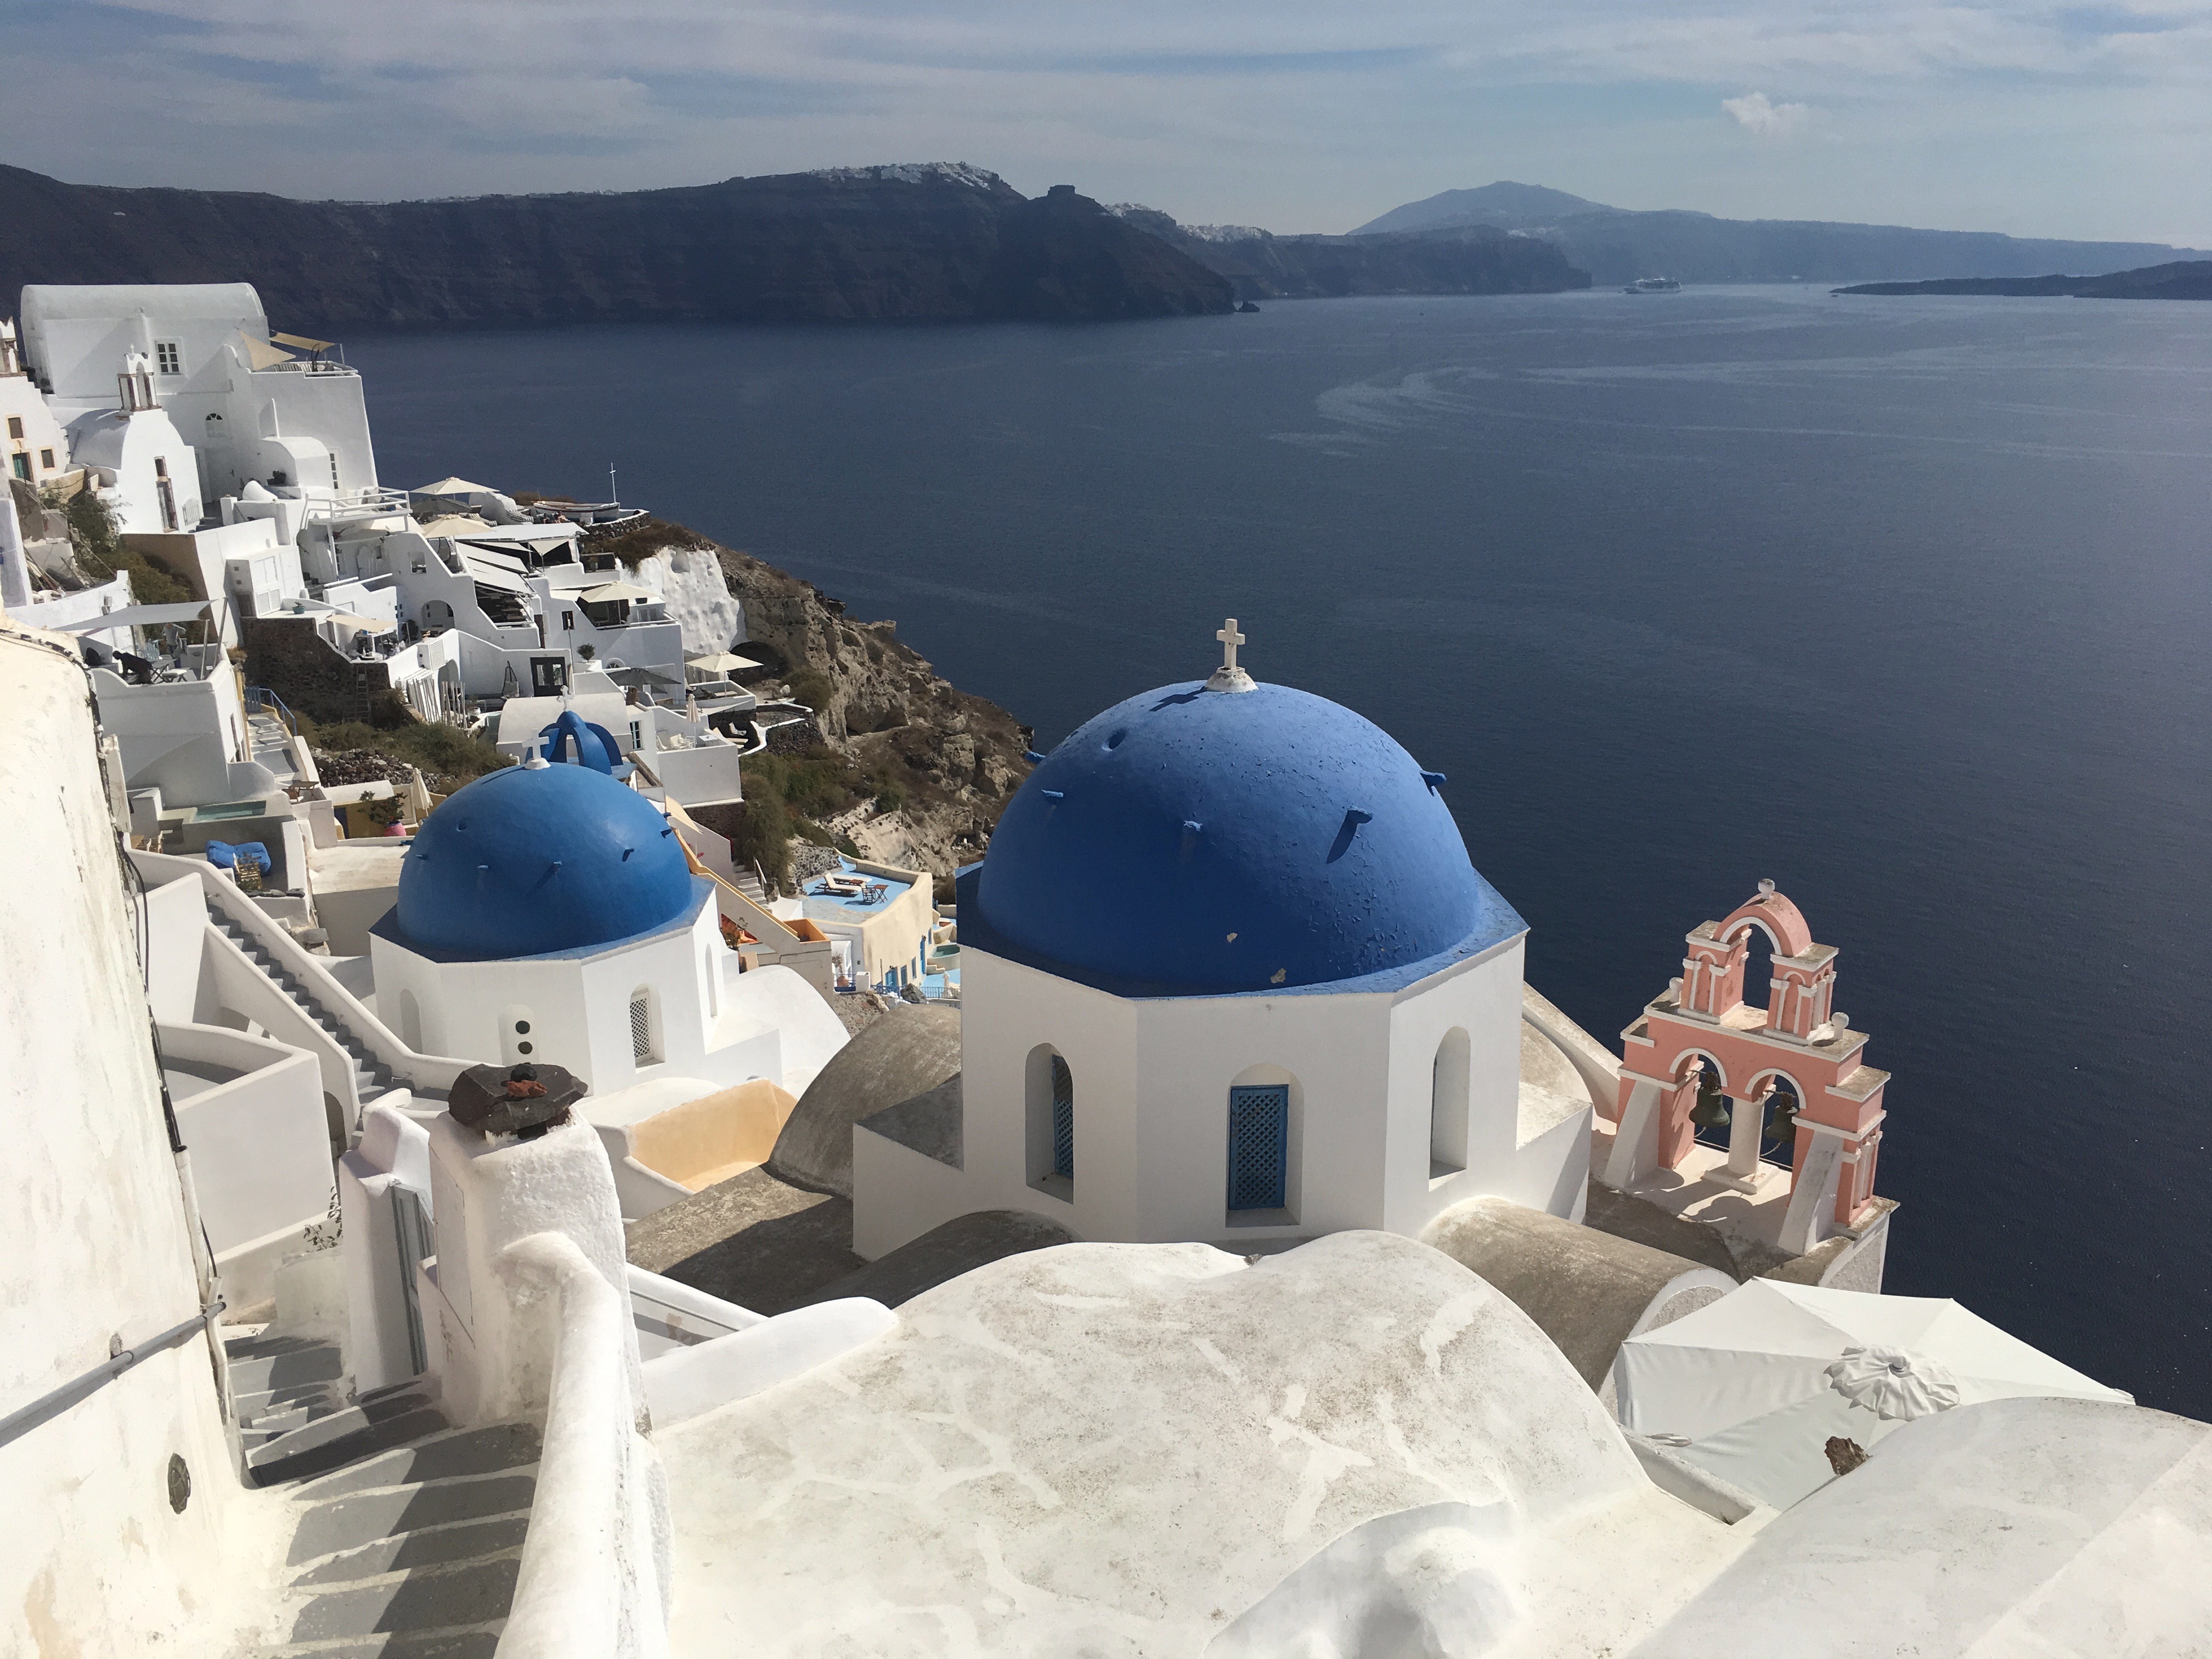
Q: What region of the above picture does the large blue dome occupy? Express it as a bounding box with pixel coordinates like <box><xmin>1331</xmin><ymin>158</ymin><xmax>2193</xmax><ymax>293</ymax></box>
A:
<box><xmin>966</xmin><ymin>680</ymin><xmax>1523</xmax><ymax>996</ymax></box>
<box><xmin>394</xmin><ymin>763</ymin><xmax>696</xmax><ymax>959</ymax></box>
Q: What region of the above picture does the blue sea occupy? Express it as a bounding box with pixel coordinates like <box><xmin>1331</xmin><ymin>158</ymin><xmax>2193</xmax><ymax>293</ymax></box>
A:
<box><xmin>350</xmin><ymin>287</ymin><xmax>2212</xmax><ymax>1417</ymax></box>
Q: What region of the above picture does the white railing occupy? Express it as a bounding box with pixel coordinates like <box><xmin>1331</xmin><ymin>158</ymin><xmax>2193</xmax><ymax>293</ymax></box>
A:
<box><xmin>304</xmin><ymin>486</ymin><xmax>410</xmax><ymax>526</ymax></box>
<box><xmin>200</xmin><ymin>917</ymin><xmax>368</xmax><ymax>1122</ymax></box>
<box><xmin>498</xmin><ymin>1234</ymin><xmax>670</xmax><ymax>1659</ymax></box>
<box><xmin>134</xmin><ymin>850</ymin><xmax>469</xmax><ymax>1110</ymax></box>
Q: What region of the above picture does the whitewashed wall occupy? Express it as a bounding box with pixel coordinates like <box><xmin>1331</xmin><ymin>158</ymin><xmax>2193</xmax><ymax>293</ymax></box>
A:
<box><xmin>854</xmin><ymin>934</ymin><xmax>1575</xmax><ymax>1259</ymax></box>
<box><xmin>370</xmin><ymin>893</ymin><xmax>809</xmax><ymax>1096</ymax></box>
<box><xmin>0</xmin><ymin>617</ymin><xmax>260</xmax><ymax>1654</ymax></box>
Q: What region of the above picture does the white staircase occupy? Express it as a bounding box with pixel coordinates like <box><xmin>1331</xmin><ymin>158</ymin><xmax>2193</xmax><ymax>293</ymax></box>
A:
<box><xmin>225</xmin><ymin>1331</ymin><xmax>540</xmax><ymax>1657</ymax></box>
<box><xmin>209</xmin><ymin>913</ymin><xmax>407</xmax><ymax>1110</ymax></box>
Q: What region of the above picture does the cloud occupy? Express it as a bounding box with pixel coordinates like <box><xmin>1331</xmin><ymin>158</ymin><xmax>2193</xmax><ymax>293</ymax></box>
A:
<box><xmin>1721</xmin><ymin>91</ymin><xmax>1815</xmax><ymax>136</ymax></box>
<box><xmin>2</xmin><ymin>1</ymin><xmax>2209</xmax><ymax>241</ymax></box>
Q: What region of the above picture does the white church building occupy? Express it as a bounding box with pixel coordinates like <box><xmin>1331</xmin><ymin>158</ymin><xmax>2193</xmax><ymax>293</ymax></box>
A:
<box><xmin>854</xmin><ymin>624</ymin><xmax>1592</xmax><ymax>1256</ymax></box>
<box><xmin>369</xmin><ymin>732</ymin><xmax>830</xmax><ymax>1096</ymax></box>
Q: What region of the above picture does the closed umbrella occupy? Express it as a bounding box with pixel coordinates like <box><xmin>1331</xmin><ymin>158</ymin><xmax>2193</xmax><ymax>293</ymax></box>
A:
<box><xmin>1613</xmin><ymin>1279</ymin><xmax>2128</xmax><ymax>1510</ymax></box>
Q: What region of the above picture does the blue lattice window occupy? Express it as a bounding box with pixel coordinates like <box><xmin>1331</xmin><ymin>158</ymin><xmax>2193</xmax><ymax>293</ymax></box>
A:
<box><xmin>1051</xmin><ymin>1056</ymin><xmax>1074</xmax><ymax>1180</ymax></box>
<box><xmin>1227</xmin><ymin>1085</ymin><xmax>1289</xmax><ymax>1211</ymax></box>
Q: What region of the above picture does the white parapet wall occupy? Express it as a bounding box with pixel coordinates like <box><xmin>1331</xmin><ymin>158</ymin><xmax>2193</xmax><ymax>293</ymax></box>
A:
<box><xmin>641</xmin><ymin>1297</ymin><xmax>895</xmax><ymax>1430</ymax></box>
<box><xmin>161</xmin><ymin>1020</ymin><xmax>334</xmax><ymax>1307</ymax></box>
<box><xmin>421</xmin><ymin>1113</ymin><xmax>641</xmax><ymax>1429</ymax></box>
<box><xmin>498</xmin><ymin>1233</ymin><xmax>672</xmax><ymax>1659</ymax></box>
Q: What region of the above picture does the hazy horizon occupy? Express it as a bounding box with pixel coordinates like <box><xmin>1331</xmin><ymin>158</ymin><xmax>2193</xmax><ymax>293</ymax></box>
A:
<box><xmin>2</xmin><ymin>1</ymin><xmax>2207</xmax><ymax>248</ymax></box>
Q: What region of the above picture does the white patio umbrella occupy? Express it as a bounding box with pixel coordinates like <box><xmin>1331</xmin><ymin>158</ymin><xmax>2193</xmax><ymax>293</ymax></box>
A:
<box><xmin>1612</xmin><ymin>1279</ymin><xmax>2129</xmax><ymax>1510</ymax></box>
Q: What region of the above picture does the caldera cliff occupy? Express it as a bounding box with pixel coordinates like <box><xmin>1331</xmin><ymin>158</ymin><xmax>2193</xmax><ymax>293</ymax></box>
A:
<box><xmin>0</xmin><ymin>163</ymin><xmax>1232</xmax><ymax>330</ymax></box>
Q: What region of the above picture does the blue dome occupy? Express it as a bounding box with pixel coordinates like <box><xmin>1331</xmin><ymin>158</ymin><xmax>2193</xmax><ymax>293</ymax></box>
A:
<box><xmin>538</xmin><ymin>709</ymin><xmax>622</xmax><ymax>772</ymax></box>
<box><xmin>394</xmin><ymin>763</ymin><xmax>695</xmax><ymax>959</ymax></box>
<box><xmin>967</xmin><ymin>680</ymin><xmax>1522</xmax><ymax>995</ymax></box>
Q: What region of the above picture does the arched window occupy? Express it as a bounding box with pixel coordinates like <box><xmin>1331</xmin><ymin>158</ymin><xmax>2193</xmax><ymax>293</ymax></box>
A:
<box><xmin>397</xmin><ymin>989</ymin><xmax>422</xmax><ymax>1053</ymax></box>
<box><xmin>1227</xmin><ymin>1084</ymin><xmax>1289</xmax><ymax>1211</ymax></box>
<box><xmin>1430</xmin><ymin>1028</ymin><xmax>1470</xmax><ymax>1177</ymax></box>
<box><xmin>629</xmin><ymin>987</ymin><xmax>657</xmax><ymax>1065</ymax></box>
<box><xmin>1025</xmin><ymin>1046</ymin><xmax>1074</xmax><ymax>1199</ymax></box>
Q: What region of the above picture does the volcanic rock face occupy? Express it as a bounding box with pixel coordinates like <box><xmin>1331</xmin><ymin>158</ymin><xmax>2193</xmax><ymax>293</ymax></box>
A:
<box><xmin>601</xmin><ymin>517</ymin><xmax>1032</xmax><ymax>881</ymax></box>
<box><xmin>0</xmin><ymin>162</ymin><xmax>1233</xmax><ymax>330</ymax></box>
<box><xmin>718</xmin><ymin>543</ymin><xmax>1034</xmax><ymax>877</ymax></box>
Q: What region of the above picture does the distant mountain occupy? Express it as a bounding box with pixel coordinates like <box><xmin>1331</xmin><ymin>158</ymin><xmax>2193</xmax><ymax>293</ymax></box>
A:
<box><xmin>1110</xmin><ymin>207</ymin><xmax>1589</xmax><ymax>301</ymax></box>
<box><xmin>1347</xmin><ymin>182</ymin><xmax>2211</xmax><ymax>288</ymax></box>
<box><xmin>1351</xmin><ymin>183</ymin><xmax>1613</xmax><ymax>237</ymax></box>
<box><xmin>1836</xmin><ymin>261</ymin><xmax>2212</xmax><ymax>300</ymax></box>
<box><xmin>0</xmin><ymin>165</ymin><xmax>1232</xmax><ymax>329</ymax></box>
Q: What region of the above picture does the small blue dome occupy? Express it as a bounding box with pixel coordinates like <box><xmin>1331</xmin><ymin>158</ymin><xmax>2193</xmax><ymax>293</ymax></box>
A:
<box><xmin>969</xmin><ymin>680</ymin><xmax>1522</xmax><ymax>995</ymax></box>
<box><xmin>538</xmin><ymin>709</ymin><xmax>622</xmax><ymax>772</ymax></box>
<box><xmin>395</xmin><ymin>763</ymin><xmax>695</xmax><ymax>959</ymax></box>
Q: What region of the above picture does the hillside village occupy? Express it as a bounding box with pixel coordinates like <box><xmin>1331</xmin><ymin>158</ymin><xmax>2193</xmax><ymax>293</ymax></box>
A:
<box><xmin>4</xmin><ymin>280</ymin><xmax>2205</xmax><ymax>1658</ymax></box>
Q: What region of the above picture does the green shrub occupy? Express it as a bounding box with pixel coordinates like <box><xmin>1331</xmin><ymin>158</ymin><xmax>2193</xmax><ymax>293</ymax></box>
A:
<box><xmin>722</xmin><ymin>795</ymin><xmax>790</xmax><ymax>887</ymax></box>
<box><xmin>302</xmin><ymin>715</ymin><xmax>511</xmax><ymax>785</ymax></box>
<box><xmin>743</xmin><ymin>748</ymin><xmax>860</xmax><ymax>821</ymax></box>
<box><xmin>55</xmin><ymin>490</ymin><xmax>195</xmax><ymax>606</ymax></box>
<box><xmin>785</xmin><ymin>665</ymin><xmax>834</xmax><ymax>712</ymax></box>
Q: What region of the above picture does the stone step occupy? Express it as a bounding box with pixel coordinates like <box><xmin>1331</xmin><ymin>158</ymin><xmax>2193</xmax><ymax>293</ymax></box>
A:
<box><xmin>287</xmin><ymin>1471</ymin><xmax>538</xmax><ymax>1565</ymax></box>
<box><xmin>227</xmin><ymin>1336</ymin><xmax>345</xmax><ymax>1395</ymax></box>
<box><xmin>295</xmin><ymin>1424</ymin><xmax>541</xmax><ymax>1503</ymax></box>
<box><xmin>290</xmin><ymin>1514</ymin><xmax>530</xmax><ymax>1590</ymax></box>
<box><xmin>287</xmin><ymin>1556</ymin><xmax>521</xmax><ymax>1645</ymax></box>
<box><xmin>234</xmin><ymin>1622</ymin><xmax>501</xmax><ymax>1658</ymax></box>
<box><xmin>233</xmin><ymin>1377</ymin><xmax>356</xmax><ymax>1419</ymax></box>
<box><xmin>242</xmin><ymin>1403</ymin><xmax>314</xmax><ymax>1435</ymax></box>
<box><xmin>250</xmin><ymin>1393</ymin><xmax>447</xmax><ymax>1489</ymax></box>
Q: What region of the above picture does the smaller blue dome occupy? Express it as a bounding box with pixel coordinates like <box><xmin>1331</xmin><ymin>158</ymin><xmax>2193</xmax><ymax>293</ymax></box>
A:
<box><xmin>538</xmin><ymin>709</ymin><xmax>621</xmax><ymax>772</ymax></box>
<box><xmin>395</xmin><ymin>763</ymin><xmax>695</xmax><ymax>959</ymax></box>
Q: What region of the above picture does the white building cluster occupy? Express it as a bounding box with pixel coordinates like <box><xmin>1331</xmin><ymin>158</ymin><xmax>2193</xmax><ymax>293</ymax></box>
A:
<box><xmin>2</xmin><ymin>290</ymin><xmax>2205</xmax><ymax>1659</ymax></box>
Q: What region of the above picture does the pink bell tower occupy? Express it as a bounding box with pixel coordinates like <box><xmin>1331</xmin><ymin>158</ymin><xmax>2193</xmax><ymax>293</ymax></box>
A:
<box><xmin>1601</xmin><ymin>882</ymin><xmax>1890</xmax><ymax>1256</ymax></box>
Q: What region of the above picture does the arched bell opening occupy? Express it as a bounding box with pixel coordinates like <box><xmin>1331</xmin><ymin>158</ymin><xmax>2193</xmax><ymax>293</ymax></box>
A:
<box><xmin>1740</xmin><ymin>1069</ymin><xmax>1808</xmax><ymax>1183</ymax></box>
<box><xmin>1658</xmin><ymin>1050</ymin><xmax>1724</xmax><ymax>1171</ymax></box>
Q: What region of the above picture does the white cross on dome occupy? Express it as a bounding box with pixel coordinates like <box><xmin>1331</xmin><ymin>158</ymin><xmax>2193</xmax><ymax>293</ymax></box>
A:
<box><xmin>1207</xmin><ymin>617</ymin><xmax>1256</xmax><ymax>693</ymax></box>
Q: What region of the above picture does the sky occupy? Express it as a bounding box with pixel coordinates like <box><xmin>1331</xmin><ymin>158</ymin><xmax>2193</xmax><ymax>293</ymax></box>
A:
<box><xmin>2</xmin><ymin>0</ymin><xmax>2207</xmax><ymax>247</ymax></box>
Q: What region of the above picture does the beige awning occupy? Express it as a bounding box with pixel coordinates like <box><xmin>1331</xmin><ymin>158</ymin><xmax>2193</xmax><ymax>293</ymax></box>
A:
<box><xmin>414</xmin><ymin>514</ymin><xmax>497</xmax><ymax>537</ymax></box>
<box><xmin>460</xmin><ymin>555</ymin><xmax>532</xmax><ymax>595</ymax></box>
<box><xmin>579</xmin><ymin>581</ymin><xmax>653</xmax><ymax>603</ymax></box>
<box><xmin>271</xmin><ymin>331</ymin><xmax>335</xmax><ymax>351</ymax></box>
<box><xmin>240</xmin><ymin>335</ymin><xmax>295</xmax><ymax>370</ymax></box>
<box><xmin>686</xmin><ymin>651</ymin><xmax>761</xmax><ymax>674</ymax></box>
<box><xmin>415</xmin><ymin>476</ymin><xmax>494</xmax><ymax>496</ymax></box>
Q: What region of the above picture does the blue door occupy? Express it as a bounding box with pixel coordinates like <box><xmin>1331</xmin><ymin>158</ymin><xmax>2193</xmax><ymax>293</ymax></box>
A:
<box><xmin>1050</xmin><ymin>1056</ymin><xmax>1074</xmax><ymax>1179</ymax></box>
<box><xmin>1227</xmin><ymin>1085</ymin><xmax>1289</xmax><ymax>1211</ymax></box>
